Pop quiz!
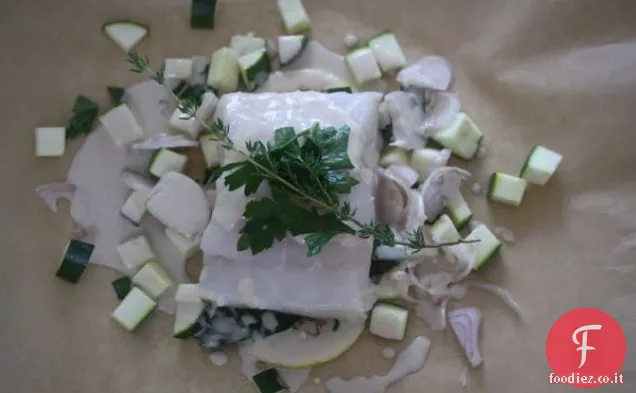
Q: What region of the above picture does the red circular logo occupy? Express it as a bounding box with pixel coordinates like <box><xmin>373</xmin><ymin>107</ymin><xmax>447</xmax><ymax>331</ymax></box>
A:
<box><xmin>546</xmin><ymin>308</ymin><xmax>626</xmax><ymax>388</ymax></box>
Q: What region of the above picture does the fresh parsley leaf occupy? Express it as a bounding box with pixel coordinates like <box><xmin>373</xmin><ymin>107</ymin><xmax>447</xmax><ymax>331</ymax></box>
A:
<box><xmin>306</xmin><ymin>125</ymin><xmax>355</xmax><ymax>170</ymax></box>
<box><xmin>107</xmin><ymin>86</ymin><xmax>125</xmax><ymax>106</ymax></box>
<box><xmin>237</xmin><ymin>189</ymin><xmax>355</xmax><ymax>256</ymax></box>
<box><xmin>66</xmin><ymin>95</ymin><xmax>99</xmax><ymax>140</ymax></box>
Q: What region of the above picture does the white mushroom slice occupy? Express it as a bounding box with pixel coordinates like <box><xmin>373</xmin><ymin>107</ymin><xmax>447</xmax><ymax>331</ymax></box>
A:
<box><xmin>386</xmin><ymin>164</ymin><xmax>419</xmax><ymax>187</ymax></box>
<box><xmin>382</xmin><ymin>91</ymin><xmax>428</xmax><ymax>150</ymax></box>
<box><xmin>397</xmin><ymin>55</ymin><xmax>453</xmax><ymax>91</ymax></box>
<box><xmin>146</xmin><ymin>172</ymin><xmax>212</xmax><ymax>240</ymax></box>
<box><xmin>418</xmin><ymin>167</ymin><xmax>470</xmax><ymax>221</ymax></box>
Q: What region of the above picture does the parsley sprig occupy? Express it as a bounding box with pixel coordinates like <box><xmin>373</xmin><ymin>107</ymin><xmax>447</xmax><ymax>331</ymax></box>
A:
<box><xmin>128</xmin><ymin>52</ymin><xmax>474</xmax><ymax>256</ymax></box>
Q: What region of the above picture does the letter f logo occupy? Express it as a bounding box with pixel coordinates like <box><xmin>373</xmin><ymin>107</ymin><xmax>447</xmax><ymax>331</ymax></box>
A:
<box><xmin>572</xmin><ymin>324</ymin><xmax>602</xmax><ymax>368</ymax></box>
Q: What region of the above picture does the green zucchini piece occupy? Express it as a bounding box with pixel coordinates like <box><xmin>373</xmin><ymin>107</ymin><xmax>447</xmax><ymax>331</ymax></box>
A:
<box><xmin>148</xmin><ymin>148</ymin><xmax>188</xmax><ymax>178</ymax></box>
<box><xmin>324</xmin><ymin>86</ymin><xmax>352</xmax><ymax>93</ymax></box>
<box><xmin>117</xmin><ymin>235</ymin><xmax>156</xmax><ymax>272</ymax></box>
<box><xmin>111</xmin><ymin>287</ymin><xmax>157</xmax><ymax>332</ymax></box>
<box><xmin>487</xmin><ymin>172</ymin><xmax>527</xmax><ymax>207</ymax></box>
<box><xmin>446</xmin><ymin>194</ymin><xmax>472</xmax><ymax>231</ymax></box>
<box><xmin>465</xmin><ymin>223</ymin><xmax>502</xmax><ymax>270</ymax></box>
<box><xmin>101</xmin><ymin>20</ymin><xmax>149</xmax><ymax>53</ymax></box>
<box><xmin>112</xmin><ymin>277</ymin><xmax>132</xmax><ymax>300</ymax></box>
<box><xmin>252</xmin><ymin>368</ymin><xmax>289</xmax><ymax>393</ymax></box>
<box><xmin>35</xmin><ymin>127</ymin><xmax>66</xmax><ymax>157</ymax></box>
<box><xmin>277</xmin><ymin>35</ymin><xmax>309</xmax><ymax>66</ymax></box>
<box><xmin>56</xmin><ymin>240</ymin><xmax>94</xmax><ymax>283</ymax></box>
<box><xmin>345</xmin><ymin>46</ymin><xmax>382</xmax><ymax>86</ymax></box>
<box><xmin>231</xmin><ymin>35</ymin><xmax>267</xmax><ymax>57</ymax></box>
<box><xmin>276</xmin><ymin>0</ymin><xmax>311</xmax><ymax>34</ymax></box>
<box><xmin>131</xmin><ymin>261</ymin><xmax>174</xmax><ymax>299</ymax></box>
<box><xmin>173</xmin><ymin>284</ymin><xmax>206</xmax><ymax>339</ymax></box>
<box><xmin>238</xmin><ymin>49</ymin><xmax>271</xmax><ymax>91</ymax></box>
<box><xmin>431</xmin><ymin>112</ymin><xmax>484</xmax><ymax>160</ymax></box>
<box><xmin>207</xmin><ymin>47</ymin><xmax>240</xmax><ymax>94</ymax></box>
<box><xmin>368</xmin><ymin>31</ymin><xmax>407</xmax><ymax>72</ymax></box>
<box><xmin>107</xmin><ymin>86</ymin><xmax>125</xmax><ymax>106</ymax></box>
<box><xmin>519</xmin><ymin>145</ymin><xmax>563</xmax><ymax>185</ymax></box>
<box><xmin>191</xmin><ymin>0</ymin><xmax>217</xmax><ymax>29</ymax></box>
<box><xmin>369</xmin><ymin>303</ymin><xmax>409</xmax><ymax>340</ymax></box>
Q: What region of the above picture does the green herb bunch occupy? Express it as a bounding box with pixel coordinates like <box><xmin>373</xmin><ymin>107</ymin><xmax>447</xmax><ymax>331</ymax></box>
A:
<box><xmin>128</xmin><ymin>53</ymin><xmax>471</xmax><ymax>257</ymax></box>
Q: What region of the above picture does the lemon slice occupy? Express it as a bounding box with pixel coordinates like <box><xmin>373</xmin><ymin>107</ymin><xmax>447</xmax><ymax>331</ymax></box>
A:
<box><xmin>246</xmin><ymin>319</ymin><xmax>365</xmax><ymax>368</ymax></box>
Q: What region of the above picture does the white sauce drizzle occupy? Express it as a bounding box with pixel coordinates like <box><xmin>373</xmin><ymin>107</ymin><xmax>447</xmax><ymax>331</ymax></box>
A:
<box><xmin>325</xmin><ymin>336</ymin><xmax>431</xmax><ymax>393</ymax></box>
<box><xmin>381</xmin><ymin>347</ymin><xmax>396</xmax><ymax>359</ymax></box>
<box><xmin>209</xmin><ymin>352</ymin><xmax>229</xmax><ymax>366</ymax></box>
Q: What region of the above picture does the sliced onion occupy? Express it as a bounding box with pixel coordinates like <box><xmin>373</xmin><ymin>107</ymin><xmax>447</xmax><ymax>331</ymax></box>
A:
<box><xmin>422</xmin><ymin>92</ymin><xmax>461</xmax><ymax>132</ymax></box>
<box><xmin>397</xmin><ymin>55</ymin><xmax>453</xmax><ymax>91</ymax></box>
<box><xmin>387</xmin><ymin>164</ymin><xmax>419</xmax><ymax>187</ymax></box>
<box><xmin>383</xmin><ymin>91</ymin><xmax>427</xmax><ymax>150</ymax></box>
<box><xmin>418</xmin><ymin>167</ymin><xmax>471</xmax><ymax>220</ymax></box>
<box><xmin>35</xmin><ymin>183</ymin><xmax>77</xmax><ymax>212</ymax></box>
<box><xmin>131</xmin><ymin>134</ymin><xmax>199</xmax><ymax>150</ymax></box>
<box><xmin>404</xmin><ymin>189</ymin><xmax>427</xmax><ymax>233</ymax></box>
<box><xmin>376</xmin><ymin>168</ymin><xmax>411</xmax><ymax>228</ymax></box>
<box><xmin>449</xmin><ymin>306</ymin><xmax>483</xmax><ymax>367</ymax></box>
<box><xmin>467</xmin><ymin>282</ymin><xmax>524</xmax><ymax>319</ymax></box>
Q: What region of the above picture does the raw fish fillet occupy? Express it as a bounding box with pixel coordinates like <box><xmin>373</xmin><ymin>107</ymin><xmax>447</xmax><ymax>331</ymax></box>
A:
<box><xmin>199</xmin><ymin>92</ymin><xmax>382</xmax><ymax>319</ymax></box>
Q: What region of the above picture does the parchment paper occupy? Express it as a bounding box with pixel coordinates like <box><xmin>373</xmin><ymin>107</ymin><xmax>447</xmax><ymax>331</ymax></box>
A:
<box><xmin>1</xmin><ymin>0</ymin><xmax>635</xmax><ymax>392</ymax></box>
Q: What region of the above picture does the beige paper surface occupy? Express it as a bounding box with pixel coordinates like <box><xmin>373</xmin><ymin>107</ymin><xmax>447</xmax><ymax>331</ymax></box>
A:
<box><xmin>1</xmin><ymin>0</ymin><xmax>635</xmax><ymax>392</ymax></box>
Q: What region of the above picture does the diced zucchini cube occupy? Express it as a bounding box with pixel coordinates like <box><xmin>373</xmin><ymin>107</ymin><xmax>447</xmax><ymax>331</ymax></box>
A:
<box><xmin>465</xmin><ymin>223</ymin><xmax>502</xmax><ymax>270</ymax></box>
<box><xmin>112</xmin><ymin>276</ymin><xmax>133</xmax><ymax>300</ymax></box>
<box><xmin>120</xmin><ymin>191</ymin><xmax>147</xmax><ymax>225</ymax></box>
<box><xmin>148</xmin><ymin>149</ymin><xmax>187</xmax><ymax>178</ymax></box>
<box><xmin>99</xmin><ymin>104</ymin><xmax>144</xmax><ymax>147</ymax></box>
<box><xmin>190</xmin><ymin>0</ymin><xmax>217</xmax><ymax>29</ymax></box>
<box><xmin>175</xmin><ymin>283</ymin><xmax>202</xmax><ymax>303</ymax></box>
<box><xmin>111</xmin><ymin>287</ymin><xmax>157</xmax><ymax>332</ymax></box>
<box><xmin>519</xmin><ymin>145</ymin><xmax>563</xmax><ymax>186</ymax></box>
<box><xmin>56</xmin><ymin>239</ymin><xmax>94</xmax><ymax>283</ymax></box>
<box><xmin>379</xmin><ymin>146</ymin><xmax>410</xmax><ymax>168</ymax></box>
<box><xmin>131</xmin><ymin>261</ymin><xmax>174</xmax><ymax>299</ymax></box>
<box><xmin>231</xmin><ymin>35</ymin><xmax>267</xmax><ymax>57</ymax></box>
<box><xmin>199</xmin><ymin>134</ymin><xmax>222</xmax><ymax>168</ymax></box>
<box><xmin>487</xmin><ymin>172</ymin><xmax>527</xmax><ymax>207</ymax></box>
<box><xmin>163</xmin><ymin>58</ymin><xmax>194</xmax><ymax>80</ymax></box>
<box><xmin>430</xmin><ymin>214</ymin><xmax>460</xmax><ymax>243</ymax></box>
<box><xmin>117</xmin><ymin>235</ymin><xmax>156</xmax><ymax>272</ymax></box>
<box><xmin>35</xmin><ymin>127</ymin><xmax>66</xmax><ymax>157</ymax></box>
<box><xmin>446</xmin><ymin>194</ymin><xmax>472</xmax><ymax>231</ymax></box>
<box><xmin>238</xmin><ymin>49</ymin><xmax>271</xmax><ymax>91</ymax></box>
<box><xmin>368</xmin><ymin>32</ymin><xmax>407</xmax><ymax>72</ymax></box>
<box><xmin>169</xmin><ymin>91</ymin><xmax>218</xmax><ymax>138</ymax></box>
<box><xmin>369</xmin><ymin>303</ymin><xmax>409</xmax><ymax>340</ymax></box>
<box><xmin>207</xmin><ymin>47</ymin><xmax>240</xmax><ymax>94</ymax></box>
<box><xmin>277</xmin><ymin>0</ymin><xmax>311</xmax><ymax>34</ymax></box>
<box><xmin>165</xmin><ymin>227</ymin><xmax>199</xmax><ymax>259</ymax></box>
<box><xmin>410</xmin><ymin>148</ymin><xmax>447</xmax><ymax>181</ymax></box>
<box><xmin>431</xmin><ymin>113</ymin><xmax>483</xmax><ymax>160</ymax></box>
<box><xmin>345</xmin><ymin>47</ymin><xmax>382</xmax><ymax>86</ymax></box>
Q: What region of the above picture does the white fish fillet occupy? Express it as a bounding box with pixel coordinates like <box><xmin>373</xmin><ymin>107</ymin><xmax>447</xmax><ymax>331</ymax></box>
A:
<box><xmin>199</xmin><ymin>91</ymin><xmax>382</xmax><ymax>319</ymax></box>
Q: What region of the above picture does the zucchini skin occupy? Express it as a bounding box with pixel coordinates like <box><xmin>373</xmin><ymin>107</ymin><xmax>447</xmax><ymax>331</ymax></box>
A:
<box><xmin>519</xmin><ymin>144</ymin><xmax>538</xmax><ymax>178</ymax></box>
<box><xmin>191</xmin><ymin>0</ymin><xmax>217</xmax><ymax>29</ymax></box>
<box><xmin>56</xmin><ymin>240</ymin><xmax>94</xmax><ymax>283</ymax></box>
